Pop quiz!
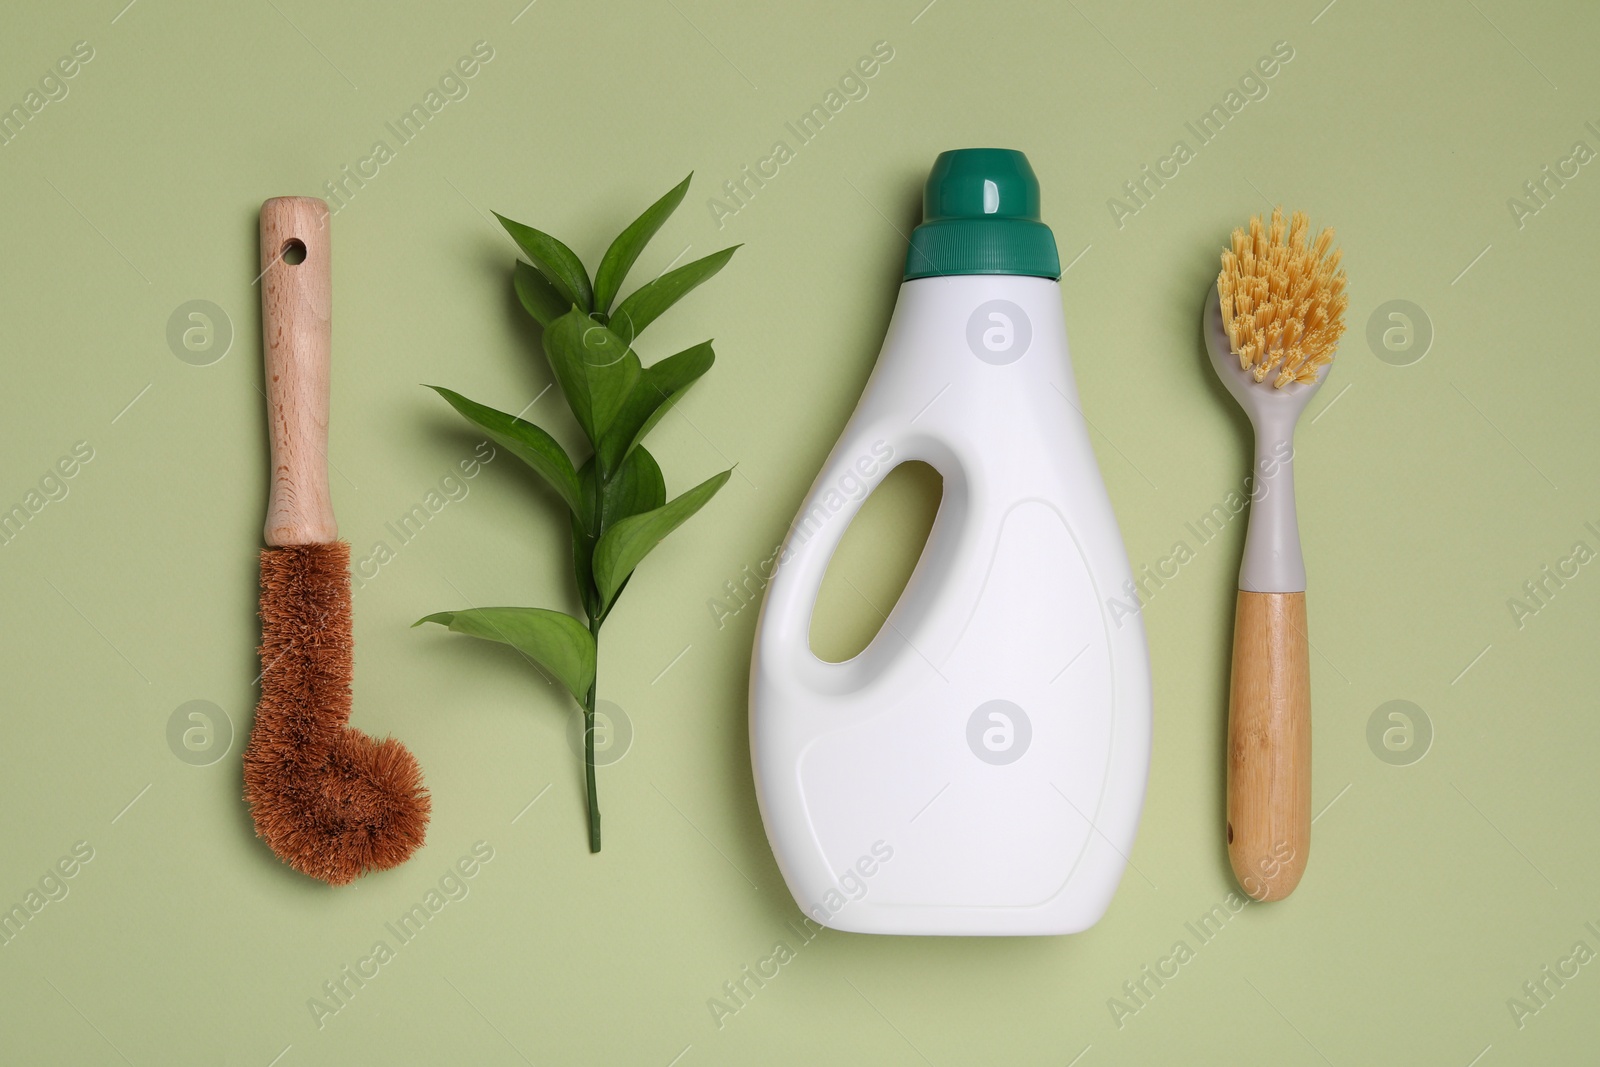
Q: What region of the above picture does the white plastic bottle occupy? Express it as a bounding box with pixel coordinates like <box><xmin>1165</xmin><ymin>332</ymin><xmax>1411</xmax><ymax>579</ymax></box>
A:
<box><xmin>750</xmin><ymin>149</ymin><xmax>1152</xmax><ymax>936</ymax></box>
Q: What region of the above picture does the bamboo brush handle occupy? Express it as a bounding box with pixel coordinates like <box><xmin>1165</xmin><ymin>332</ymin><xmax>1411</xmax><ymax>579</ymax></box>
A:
<box><xmin>260</xmin><ymin>197</ymin><xmax>336</xmax><ymax>547</ymax></box>
<box><xmin>1226</xmin><ymin>589</ymin><xmax>1311</xmax><ymax>901</ymax></box>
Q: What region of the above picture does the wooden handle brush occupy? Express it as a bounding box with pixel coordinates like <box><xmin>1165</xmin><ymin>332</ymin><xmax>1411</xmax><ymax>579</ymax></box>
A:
<box><xmin>1201</xmin><ymin>207</ymin><xmax>1347</xmax><ymax>901</ymax></box>
<box><xmin>242</xmin><ymin>197</ymin><xmax>429</xmax><ymax>886</ymax></box>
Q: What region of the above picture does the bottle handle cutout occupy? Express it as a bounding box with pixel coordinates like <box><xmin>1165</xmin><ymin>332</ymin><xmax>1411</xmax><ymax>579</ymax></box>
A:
<box><xmin>758</xmin><ymin>424</ymin><xmax>971</xmax><ymax>710</ymax></box>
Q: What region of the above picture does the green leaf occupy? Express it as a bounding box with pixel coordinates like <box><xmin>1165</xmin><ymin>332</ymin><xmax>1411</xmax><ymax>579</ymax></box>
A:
<box><xmin>592</xmin><ymin>468</ymin><xmax>732</xmax><ymax>608</ymax></box>
<box><xmin>593</xmin><ymin>173</ymin><xmax>692</xmax><ymax>315</ymax></box>
<box><xmin>513</xmin><ymin>260</ymin><xmax>569</xmax><ymax>328</ymax></box>
<box><xmin>601</xmin><ymin>446</ymin><xmax>667</xmax><ymax>528</ymax></box>
<box><xmin>495</xmin><ymin>213</ymin><xmax>593</xmax><ymax>313</ymax></box>
<box><xmin>626</xmin><ymin>349</ymin><xmax>711</xmax><ymax>457</ymax></box>
<box><xmin>415</xmin><ymin>607</ymin><xmax>595</xmax><ymax>705</ymax></box>
<box><xmin>544</xmin><ymin>309</ymin><xmax>642</xmax><ymax>447</ymax></box>
<box><xmin>609</xmin><ymin>245</ymin><xmax>738</xmax><ymax>343</ymax></box>
<box><xmin>596</xmin><ymin>341</ymin><xmax>715</xmax><ymax>476</ymax></box>
<box><xmin>569</xmin><ymin>508</ymin><xmax>600</xmax><ymax>623</ymax></box>
<box><xmin>427</xmin><ymin>386</ymin><xmax>584</xmax><ymax>523</ymax></box>
<box><xmin>571</xmin><ymin>448</ymin><xmax>665</xmax><ymax>622</ymax></box>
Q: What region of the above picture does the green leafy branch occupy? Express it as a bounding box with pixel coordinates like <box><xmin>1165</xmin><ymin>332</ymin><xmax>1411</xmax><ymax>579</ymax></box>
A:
<box><xmin>416</xmin><ymin>174</ymin><xmax>736</xmax><ymax>852</ymax></box>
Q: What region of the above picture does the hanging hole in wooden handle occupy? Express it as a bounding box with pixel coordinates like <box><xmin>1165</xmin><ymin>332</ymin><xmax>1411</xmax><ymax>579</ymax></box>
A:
<box><xmin>281</xmin><ymin>238</ymin><xmax>307</xmax><ymax>265</ymax></box>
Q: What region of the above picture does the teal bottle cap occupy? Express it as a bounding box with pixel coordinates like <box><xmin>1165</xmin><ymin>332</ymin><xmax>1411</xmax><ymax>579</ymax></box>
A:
<box><xmin>903</xmin><ymin>149</ymin><xmax>1061</xmax><ymax>281</ymax></box>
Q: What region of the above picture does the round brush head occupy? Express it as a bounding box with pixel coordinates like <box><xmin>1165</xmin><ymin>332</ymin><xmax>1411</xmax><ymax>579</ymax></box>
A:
<box><xmin>1216</xmin><ymin>206</ymin><xmax>1348</xmax><ymax>389</ymax></box>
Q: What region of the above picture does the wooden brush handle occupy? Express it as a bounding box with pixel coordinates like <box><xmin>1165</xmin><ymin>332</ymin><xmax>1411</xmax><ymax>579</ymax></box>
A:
<box><xmin>1226</xmin><ymin>589</ymin><xmax>1311</xmax><ymax>901</ymax></box>
<box><xmin>260</xmin><ymin>196</ymin><xmax>336</xmax><ymax>546</ymax></box>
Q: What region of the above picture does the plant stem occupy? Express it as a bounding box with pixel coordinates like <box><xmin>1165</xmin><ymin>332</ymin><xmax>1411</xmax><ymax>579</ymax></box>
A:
<box><xmin>584</xmin><ymin>616</ymin><xmax>602</xmax><ymax>853</ymax></box>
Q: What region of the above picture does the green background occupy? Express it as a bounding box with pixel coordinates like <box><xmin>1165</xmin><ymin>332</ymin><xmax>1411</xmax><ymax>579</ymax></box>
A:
<box><xmin>3</xmin><ymin>0</ymin><xmax>1597</xmax><ymax>1063</ymax></box>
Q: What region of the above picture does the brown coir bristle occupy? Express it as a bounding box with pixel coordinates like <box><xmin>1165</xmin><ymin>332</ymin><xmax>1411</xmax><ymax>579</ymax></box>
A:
<box><xmin>243</xmin><ymin>542</ymin><xmax>429</xmax><ymax>886</ymax></box>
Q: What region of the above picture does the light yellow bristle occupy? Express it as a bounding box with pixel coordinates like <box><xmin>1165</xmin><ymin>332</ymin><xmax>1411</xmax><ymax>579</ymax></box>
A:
<box><xmin>1216</xmin><ymin>206</ymin><xmax>1347</xmax><ymax>388</ymax></box>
